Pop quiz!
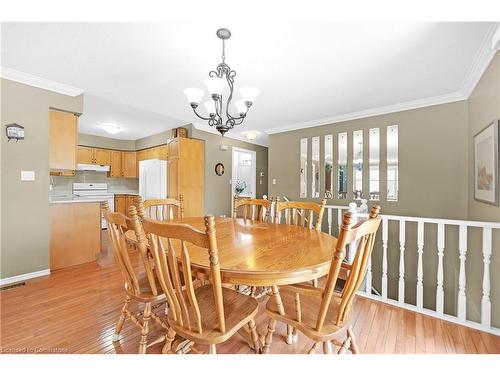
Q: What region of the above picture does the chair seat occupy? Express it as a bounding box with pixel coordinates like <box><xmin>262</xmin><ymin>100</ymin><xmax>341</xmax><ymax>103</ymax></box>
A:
<box><xmin>125</xmin><ymin>271</ymin><xmax>166</xmax><ymax>302</ymax></box>
<box><xmin>169</xmin><ymin>285</ymin><xmax>259</xmax><ymax>345</ymax></box>
<box><xmin>266</xmin><ymin>287</ymin><xmax>346</xmax><ymax>341</ymax></box>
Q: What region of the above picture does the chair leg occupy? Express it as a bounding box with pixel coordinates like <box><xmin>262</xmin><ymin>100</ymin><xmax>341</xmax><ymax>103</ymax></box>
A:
<box><xmin>307</xmin><ymin>342</ymin><xmax>320</xmax><ymax>354</ymax></box>
<box><xmin>323</xmin><ymin>341</ymin><xmax>333</xmax><ymax>354</ymax></box>
<box><xmin>347</xmin><ymin>327</ymin><xmax>359</xmax><ymax>354</ymax></box>
<box><xmin>286</xmin><ymin>325</ymin><xmax>294</xmax><ymax>344</ymax></box>
<box><xmin>209</xmin><ymin>344</ymin><xmax>217</xmax><ymax>354</ymax></box>
<box><xmin>248</xmin><ymin>319</ymin><xmax>261</xmax><ymax>353</ymax></box>
<box><xmin>162</xmin><ymin>327</ymin><xmax>176</xmax><ymax>354</ymax></box>
<box><xmin>113</xmin><ymin>296</ymin><xmax>131</xmax><ymax>342</ymax></box>
<box><xmin>262</xmin><ymin>319</ymin><xmax>276</xmax><ymax>354</ymax></box>
<box><xmin>338</xmin><ymin>336</ymin><xmax>351</xmax><ymax>354</ymax></box>
<box><xmin>138</xmin><ymin>302</ymin><xmax>151</xmax><ymax>354</ymax></box>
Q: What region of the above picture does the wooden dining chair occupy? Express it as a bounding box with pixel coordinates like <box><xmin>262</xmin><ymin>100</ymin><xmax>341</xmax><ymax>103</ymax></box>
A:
<box><xmin>102</xmin><ymin>202</ymin><xmax>169</xmax><ymax>354</ymax></box>
<box><xmin>136</xmin><ymin>195</ymin><xmax>184</xmax><ymax>221</ymax></box>
<box><xmin>130</xmin><ymin>210</ymin><xmax>261</xmax><ymax>354</ymax></box>
<box><xmin>273</xmin><ymin>197</ymin><xmax>326</xmax><ymax>230</ymax></box>
<box><xmin>233</xmin><ymin>196</ymin><xmax>272</xmax><ymax>222</ymax></box>
<box><xmin>262</xmin><ymin>205</ymin><xmax>381</xmax><ymax>354</ymax></box>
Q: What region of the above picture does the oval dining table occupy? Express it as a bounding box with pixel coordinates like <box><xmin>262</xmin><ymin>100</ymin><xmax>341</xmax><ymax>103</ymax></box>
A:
<box><xmin>124</xmin><ymin>216</ymin><xmax>339</xmax><ymax>352</ymax></box>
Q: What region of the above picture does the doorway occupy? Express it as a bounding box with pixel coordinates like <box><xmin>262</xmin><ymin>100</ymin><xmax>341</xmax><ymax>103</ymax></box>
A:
<box><xmin>231</xmin><ymin>147</ymin><xmax>257</xmax><ymax>212</ymax></box>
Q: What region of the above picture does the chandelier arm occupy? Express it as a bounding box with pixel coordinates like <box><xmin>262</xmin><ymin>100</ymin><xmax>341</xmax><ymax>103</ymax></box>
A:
<box><xmin>192</xmin><ymin>107</ymin><xmax>212</xmax><ymax>121</ymax></box>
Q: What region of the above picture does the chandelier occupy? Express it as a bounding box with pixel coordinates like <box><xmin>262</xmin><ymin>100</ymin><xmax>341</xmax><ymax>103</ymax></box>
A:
<box><xmin>183</xmin><ymin>28</ymin><xmax>260</xmax><ymax>136</ymax></box>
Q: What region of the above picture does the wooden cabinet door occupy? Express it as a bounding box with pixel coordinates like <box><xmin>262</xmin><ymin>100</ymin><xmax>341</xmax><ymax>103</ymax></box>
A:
<box><xmin>94</xmin><ymin>148</ymin><xmax>111</xmax><ymax>165</ymax></box>
<box><xmin>49</xmin><ymin>110</ymin><xmax>77</xmax><ymax>170</ymax></box>
<box><xmin>115</xmin><ymin>196</ymin><xmax>126</xmax><ymax>215</ymax></box>
<box><xmin>122</xmin><ymin>152</ymin><xmax>137</xmax><ymax>178</ymax></box>
<box><xmin>159</xmin><ymin>145</ymin><xmax>168</xmax><ymax>160</ymax></box>
<box><xmin>126</xmin><ymin>196</ymin><xmax>137</xmax><ymax>214</ymax></box>
<box><xmin>167</xmin><ymin>159</ymin><xmax>179</xmax><ymax>200</ymax></box>
<box><xmin>110</xmin><ymin>151</ymin><xmax>122</xmax><ymax>177</ymax></box>
<box><xmin>76</xmin><ymin>146</ymin><xmax>94</xmax><ymax>164</ymax></box>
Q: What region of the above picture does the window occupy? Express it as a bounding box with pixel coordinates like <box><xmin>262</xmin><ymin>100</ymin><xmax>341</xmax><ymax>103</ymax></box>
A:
<box><xmin>387</xmin><ymin>125</ymin><xmax>398</xmax><ymax>201</ymax></box>
<box><xmin>300</xmin><ymin>138</ymin><xmax>307</xmax><ymax>198</ymax></box>
<box><xmin>324</xmin><ymin>134</ymin><xmax>334</xmax><ymax>199</ymax></box>
<box><xmin>311</xmin><ymin>136</ymin><xmax>320</xmax><ymax>198</ymax></box>
<box><xmin>352</xmin><ymin>130</ymin><xmax>363</xmax><ymax>199</ymax></box>
<box><xmin>338</xmin><ymin>132</ymin><xmax>348</xmax><ymax>199</ymax></box>
<box><xmin>369</xmin><ymin>128</ymin><xmax>380</xmax><ymax>201</ymax></box>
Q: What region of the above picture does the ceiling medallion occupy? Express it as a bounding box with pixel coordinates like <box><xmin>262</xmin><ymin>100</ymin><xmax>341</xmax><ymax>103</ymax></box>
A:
<box><xmin>183</xmin><ymin>28</ymin><xmax>260</xmax><ymax>136</ymax></box>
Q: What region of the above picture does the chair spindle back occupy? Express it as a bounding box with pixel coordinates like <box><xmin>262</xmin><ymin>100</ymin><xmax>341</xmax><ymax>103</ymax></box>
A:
<box><xmin>136</xmin><ymin>195</ymin><xmax>184</xmax><ymax>221</ymax></box>
<box><xmin>102</xmin><ymin>202</ymin><xmax>159</xmax><ymax>297</ymax></box>
<box><xmin>315</xmin><ymin>205</ymin><xmax>381</xmax><ymax>331</ymax></box>
<box><xmin>273</xmin><ymin>197</ymin><xmax>326</xmax><ymax>230</ymax></box>
<box><xmin>130</xmin><ymin>210</ymin><xmax>226</xmax><ymax>335</ymax></box>
<box><xmin>233</xmin><ymin>197</ymin><xmax>272</xmax><ymax>222</ymax></box>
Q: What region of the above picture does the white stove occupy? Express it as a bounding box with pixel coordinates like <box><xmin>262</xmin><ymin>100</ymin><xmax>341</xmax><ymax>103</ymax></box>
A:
<box><xmin>72</xmin><ymin>183</ymin><xmax>114</xmax><ymax>229</ymax></box>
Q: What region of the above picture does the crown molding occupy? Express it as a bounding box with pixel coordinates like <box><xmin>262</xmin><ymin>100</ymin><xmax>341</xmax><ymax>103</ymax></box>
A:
<box><xmin>459</xmin><ymin>22</ymin><xmax>500</xmax><ymax>98</ymax></box>
<box><xmin>191</xmin><ymin>122</ymin><xmax>268</xmax><ymax>147</ymax></box>
<box><xmin>0</xmin><ymin>67</ymin><xmax>84</xmax><ymax>97</ymax></box>
<box><xmin>265</xmin><ymin>91</ymin><xmax>466</xmax><ymax>134</ymax></box>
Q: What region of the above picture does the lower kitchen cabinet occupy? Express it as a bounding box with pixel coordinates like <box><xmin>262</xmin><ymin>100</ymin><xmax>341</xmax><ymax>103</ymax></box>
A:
<box><xmin>114</xmin><ymin>194</ymin><xmax>139</xmax><ymax>216</ymax></box>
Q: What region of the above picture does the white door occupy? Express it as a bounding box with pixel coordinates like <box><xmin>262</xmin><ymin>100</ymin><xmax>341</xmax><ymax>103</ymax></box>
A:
<box><xmin>231</xmin><ymin>147</ymin><xmax>257</xmax><ymax>213</ymax></box>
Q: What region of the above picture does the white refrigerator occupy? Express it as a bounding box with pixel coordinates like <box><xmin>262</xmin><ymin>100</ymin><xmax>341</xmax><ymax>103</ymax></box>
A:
<box><xmin>139</xmin><ymin>159</ymin><xmax>168</xmax><ymax>200</ymax></box>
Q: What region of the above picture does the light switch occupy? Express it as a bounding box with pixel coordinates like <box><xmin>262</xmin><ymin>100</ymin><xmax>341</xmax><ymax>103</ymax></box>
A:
<box><xmin>259</xmin><ymin>179</ymin><xmax>262</xmax><ymax>185</ymax></box>
<box><xmin>272</xmin><ymin>178</ymin><xmax>276</xmax><ymax>185</ymax></box>
<box><xmin>21</xmin><ymin>170</ymin><xmax>35</xmax><ymax>181</ymax></box>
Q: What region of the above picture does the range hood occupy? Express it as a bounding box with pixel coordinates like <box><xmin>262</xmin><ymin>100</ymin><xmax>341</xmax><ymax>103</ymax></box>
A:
<box><xmin>76</xmin><ymin>163</ymin><xmax>110</xmax><ymax>172</ymax></box>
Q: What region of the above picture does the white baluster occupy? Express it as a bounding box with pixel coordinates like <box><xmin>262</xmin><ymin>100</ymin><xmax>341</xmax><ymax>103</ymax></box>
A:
<box><xmin>398</xmin><ymin>219</ymin><xmax>406</xmax><ymax>305</ymax></box>
<box><xmin>481</xmin><ymin>227</ymin><xmax>492</xmax><ymax>329</ymax></box>
<box><xmin>381</xmin><ymin>217</ymin><xmax>388</xmax><ymax>300</ymax></box>
<box><xmin>327</xmin><ymin>208</ymin><xmax>332</xmax><ymax>235</ymax></box>
<box><xmin>337</xmin><ymin>209</ymin><xmax>342</xmax><ymax>232</ymax></box>
<box><xmin>457</xmin><ymin>225</ymin><xmax>467</xmax><ymax>322</ymax></box>
<box><xmin>436</xmin><ymin>223</ymin><xmax>445</xmax><ymax>316</ymax></box>
<box><xmin>416</xmin><ymin>220</ymin><xmax>424</xmax><ymax>310</ymax></box>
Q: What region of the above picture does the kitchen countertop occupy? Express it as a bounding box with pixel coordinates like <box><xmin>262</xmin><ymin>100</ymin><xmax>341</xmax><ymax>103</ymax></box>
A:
<box><xmin>49</xmin><ymin>191</ymin><xmax>139</xmax><ymax>204</ymax></box>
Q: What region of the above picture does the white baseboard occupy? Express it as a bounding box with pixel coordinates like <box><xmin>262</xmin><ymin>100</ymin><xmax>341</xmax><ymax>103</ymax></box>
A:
<box><xmin>0</xmin><ymin>269</ymin><xmax>51</xmax><ymax>287</ymax></box>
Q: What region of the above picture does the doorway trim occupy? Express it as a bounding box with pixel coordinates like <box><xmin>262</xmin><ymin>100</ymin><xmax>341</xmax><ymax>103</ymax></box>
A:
<box><xmin>231</xmin><ymin>146</ymin><xmax>257</xmax><ymax>213</ymax></box>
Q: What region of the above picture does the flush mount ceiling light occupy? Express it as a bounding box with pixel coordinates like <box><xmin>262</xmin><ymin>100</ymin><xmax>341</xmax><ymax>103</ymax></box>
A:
<box><xmin>242</xmin><ymin>130</ymin><xmax>261</xmax><ymax>141</ymax></box>
<box><xmin>184</xmin><ymin>28</ymin><xmax>260</xmax><ymax>137</ymax></box>
<box><xmin>101</xmin><ymin>124</ymin><xmax>121</xmax><ymax>134</ymax></box>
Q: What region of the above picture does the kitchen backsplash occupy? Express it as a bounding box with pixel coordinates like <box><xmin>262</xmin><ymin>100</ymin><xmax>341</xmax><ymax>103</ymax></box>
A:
<box><xmin>50</xmin><ymin>170</ymin><xmax>139</xmax><ymax>195</ymax></box>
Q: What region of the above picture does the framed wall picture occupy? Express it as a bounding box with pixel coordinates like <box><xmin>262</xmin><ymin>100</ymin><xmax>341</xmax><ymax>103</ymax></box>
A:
<box><xmin>474</xmin><ymin>119</ymin><xmax>499</xmax><ymax>206</ymax></box>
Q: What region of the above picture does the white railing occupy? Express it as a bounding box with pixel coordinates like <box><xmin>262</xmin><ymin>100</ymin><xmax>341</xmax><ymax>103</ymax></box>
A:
<box><xmin>324</xmin><ymin>204</ymin><xmax>500</xmax><ymax>336</ymax></box>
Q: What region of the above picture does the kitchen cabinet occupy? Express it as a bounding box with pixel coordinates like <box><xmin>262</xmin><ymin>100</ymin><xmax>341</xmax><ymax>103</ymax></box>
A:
<box><xmin>122</xmin><ymin>152</ymin><xmax>137</xmax><ymax>178</ymax></box>
<box><xmin>77</xmin><ymin>146</ymin><xmax>111</xmax><ymax>165</ymax></box>
<box><xmin>167</xmin><ymin>137</ymin><xmax>204</xmax><ymax>217</ymax></box>
<box><xmin>76</xmin><ymin>146</ymin><xmax>94</xmax><ymax>164</ymax></box>
<box><xmin>115</xmin><ymin>194</ymin><xmax>138</xmax><ymax>216</ymax></box>
<box><xmin>110</xmin><ymin>151</ymin><xmax>122</xmax><ymax>177</ymax></box>
<box><xmin>94</xmin><ymin>148</ymin><xmax>111</xmax><ymax>165</ymax></box>
<box><xmin>50</xmin><ymin>202</ymin><xmax>100</xmax><ymax>270</ymax></box>
<box><xmin>49</xmin><ymin>109</ymin><xmax>78</xmax><ymax>171</ymax></box>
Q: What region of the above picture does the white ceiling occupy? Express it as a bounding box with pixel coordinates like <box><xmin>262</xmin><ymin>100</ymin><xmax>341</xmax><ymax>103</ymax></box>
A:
<box><xmin>1</xmin><ymin>22</ymin><xmax>498</xmax><ymax>145</ymax></box>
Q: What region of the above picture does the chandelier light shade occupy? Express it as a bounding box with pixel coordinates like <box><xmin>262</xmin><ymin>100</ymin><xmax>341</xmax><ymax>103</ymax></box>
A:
<box><xmin>183</xmin><ymin>28</ymin><xmax>260</xmax><ymax>136</ymax></box>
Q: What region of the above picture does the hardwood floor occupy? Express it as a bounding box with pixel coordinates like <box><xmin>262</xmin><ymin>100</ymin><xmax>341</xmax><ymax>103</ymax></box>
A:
<box><xmin>1</xmin><ymin>231</ymin><xmax>499</xmax><ymax>354</ymax></box>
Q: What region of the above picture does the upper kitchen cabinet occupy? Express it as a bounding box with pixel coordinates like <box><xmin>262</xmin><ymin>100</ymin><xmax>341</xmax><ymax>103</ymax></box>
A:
<box><xmin>76</xmin><ymin>146</ymin><xmax>94</xmax><ymax>164</ymax></box>
<box><xmin>121</xmin><ymin>151</ymin><xmax>137</xmax><ymax>178</ymax></box>
<box><xmin>110</xmin><ymin>150</ymin><xmax>122</xmax><ymax>177</ymax></box>
<box><xmin>77</xmin><ymin>146</ymin><xmax>111</xmax><ymax>165</ymax></box>
<box><xmin>49</xmin><ymin>109</ymin><xmax>78</xmax><ymax>171</ymax></box>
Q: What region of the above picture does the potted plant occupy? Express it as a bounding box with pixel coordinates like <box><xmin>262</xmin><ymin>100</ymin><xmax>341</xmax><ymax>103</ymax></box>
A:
<box><xmin>234</xmin><ymin>180</ymin><xmax>247</xmax><ymax>197</ymax></box>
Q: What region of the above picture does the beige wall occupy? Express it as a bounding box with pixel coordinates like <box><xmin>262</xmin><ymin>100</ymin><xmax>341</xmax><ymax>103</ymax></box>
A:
<box><xmin>269</xmin><ymin>101</ymin><xmax>469</xmax><ymax>219</ymax></box>
<box><xmin>467</xmin><ymin>51</ymin><xmax>500</xmax><ymax>326</ymax></box>
<box><xmin>190</xmin><ymin>127</ymin><xmax>268</xmax><ymax>217</ymax></box>
<box><xmin>78</xmin><ymin>133</ymin><xmax>136</xmax><ymax>151</ymax></box>
<box><xmin>1</xmin><ymin>79</ymin><xmax>84</xmax><ymax>278</ymax></box>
